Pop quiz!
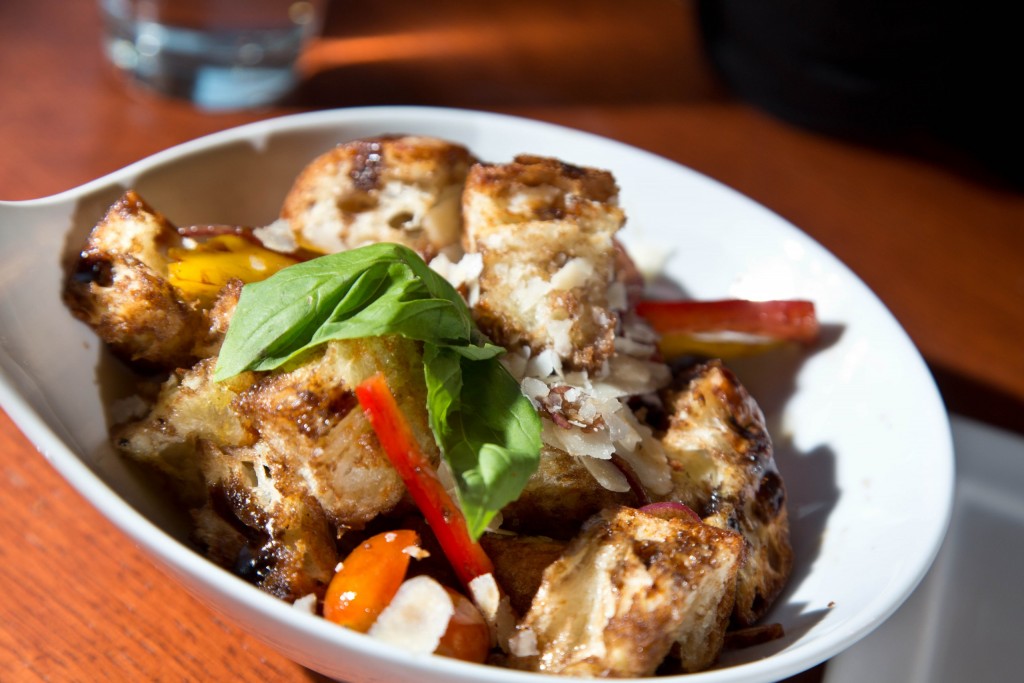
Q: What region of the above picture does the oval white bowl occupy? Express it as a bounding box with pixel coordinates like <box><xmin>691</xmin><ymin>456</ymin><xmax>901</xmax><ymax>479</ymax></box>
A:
<box><xmin>0</xmin><ymin>106</ymin><xmax>954</xmax><ymax>683</ymax></box>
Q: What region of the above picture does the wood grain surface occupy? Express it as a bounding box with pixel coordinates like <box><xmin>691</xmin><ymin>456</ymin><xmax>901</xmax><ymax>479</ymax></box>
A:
<box><xmin>1</xmin><ymin>1</ymin><xmax>1021</xmax><ymax>681</ymax></box>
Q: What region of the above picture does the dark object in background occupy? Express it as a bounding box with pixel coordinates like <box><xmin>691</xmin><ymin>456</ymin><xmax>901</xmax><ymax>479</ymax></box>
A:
<box><xmin>698</xmin><ymin>1</ymin><xmax>1021</xmax><ymax>189</ymax></box>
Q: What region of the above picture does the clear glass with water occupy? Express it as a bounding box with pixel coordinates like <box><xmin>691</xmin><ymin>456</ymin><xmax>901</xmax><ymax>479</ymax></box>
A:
<box><xmin>100</xmin><ymin>0</ymin><xmax>325</xmax><ymax>110</ymax></box>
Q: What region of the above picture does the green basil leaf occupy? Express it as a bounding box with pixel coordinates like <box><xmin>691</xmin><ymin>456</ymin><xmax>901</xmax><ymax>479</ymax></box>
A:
<box><xmin>450</xmin><ymin>342</ymin><xmax>506</xmax><ymax>361</ymax></box>
<box><xmin>423</xmin><ymin>345</ymin><xmax>542</xmax><ymax>538</ymax></box>
<box><xmin>213</xmin><ymin>242</ymin><xmax>541</xmax><ymax>540</ymax></box>
<box><xmin>214</xmin><ymin>243</ymin><xmax>472</xmax><ymax>380</ymax></box>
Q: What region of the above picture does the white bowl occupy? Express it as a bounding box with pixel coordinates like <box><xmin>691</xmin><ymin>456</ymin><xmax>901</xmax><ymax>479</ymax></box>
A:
<box><xmin>0</xmin><ymin>106</ymin><xmax>953</xmax><ymax>682</ymax></box>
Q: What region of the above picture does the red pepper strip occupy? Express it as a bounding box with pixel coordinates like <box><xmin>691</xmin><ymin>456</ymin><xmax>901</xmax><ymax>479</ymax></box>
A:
<box><xmin>355</xmin><ymin>373</ymin><xmax>495</xmax><ymax>589</ymax></box>
<box><xmin>636</xmin><ymin>299</ymin><xmax>820</xmax><ymax>344</ymax></box>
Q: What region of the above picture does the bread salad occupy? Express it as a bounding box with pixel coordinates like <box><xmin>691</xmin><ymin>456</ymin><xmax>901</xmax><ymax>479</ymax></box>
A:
<box><xmin>64</xmin><ymin>136</ymin><xmax>818</xmax><ymax>676</ymax></box>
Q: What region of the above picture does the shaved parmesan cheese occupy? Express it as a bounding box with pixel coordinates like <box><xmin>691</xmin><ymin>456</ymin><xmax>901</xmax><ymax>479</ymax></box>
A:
<box><xmin>402</xmin><ymin>544</ymin><xmax>430</xmax><ymax>560</ymax></box>
<box><xmin>542</xmin><ymin>420</ymin><xmax>615</xmax><ymax>460</ymax></box>
<box><xmin>547</xmin><ymin>319</ymin><xmax>574</xmax><ymax>357</ymax></box>
<box><xmin>579</xmin><ymin>455</ymin><xmax>631</xmax><ymax>492</ymax></box>
<box><xmin>292</xmin><ymin>593</ymin><xmax>318</xmax><ymax>614</ymax></box>
<box><xmin>468</xmin><ymin>573</ymin><xmax>517</xmax><ymax>651</ymax></box>
<box><xmin>468</xmin><ymin>573</ymin><xmax>501</xmax><ymax>621</ymax></box>
<box><xmin>368</xmin><ymin>576</ymin><xmax>454</xmax><ymax>654</ymax></box>
<box><xmin>550</xmin><ymin>257</ymin><xmax>595</xmax><ymax>290</ymax></box>
<box><xmin>521</xmin><ymin>377</ymin><xmax>550</xmax><ymax>406</ymax></box>
<box><xmin>509</xmin><ymin>627</ymin><xmax>538</xmax><ymax>657</ymax></box>
<box><xmin>253</xmin><ymin>218</ymin><xmax>298</xmax><ymax>254</ymax></box>
<box><xmin>514</xmin><ymin>275</ymin><xmax>552</xmax><ymax>311</ymax></box>
<box><xmin>429</xmin><ymin>251</ymin><xmax>483</xmax><ymax>293</ymax></box>
<box><xmin>526</xmin><ymin>349</ymin><xmax>562</xmax><ymax>378</ymax></box>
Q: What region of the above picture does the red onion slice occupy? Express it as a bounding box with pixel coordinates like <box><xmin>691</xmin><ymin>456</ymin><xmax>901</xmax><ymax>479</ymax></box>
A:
<box><xmin>638</xmin><ymin>501</ymin><xmax>701</xmax><ymax>523</ymax></box>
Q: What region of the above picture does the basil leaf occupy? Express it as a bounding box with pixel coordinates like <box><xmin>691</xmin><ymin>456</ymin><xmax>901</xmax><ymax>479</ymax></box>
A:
<box><xmin>214</xmin><ymin>242</ymin><xmax>541</xmax><ymax>540</ymax></box>
<box><xmin>424</xmin><ymin>344</ymin><xmax>542</xmax><ymax>538</ymax></box>
<box><xmin>214</xmin><ymin>243</ymin><xmax>472</xmax><ymax>379</ymax></box>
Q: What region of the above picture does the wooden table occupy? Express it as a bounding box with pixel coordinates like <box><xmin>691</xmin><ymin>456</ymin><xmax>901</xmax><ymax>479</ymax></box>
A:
<box><xmin>1</xmin><ymin>1</ymin><xmax>1021</xmax><ymax>681</ymax></box>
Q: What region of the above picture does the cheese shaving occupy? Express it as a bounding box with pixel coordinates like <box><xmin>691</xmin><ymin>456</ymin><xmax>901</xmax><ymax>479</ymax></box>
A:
<box><xmin>368</xmin><ymin>576</ymin><xmax>454</xmax><ymax>654</ymax></box>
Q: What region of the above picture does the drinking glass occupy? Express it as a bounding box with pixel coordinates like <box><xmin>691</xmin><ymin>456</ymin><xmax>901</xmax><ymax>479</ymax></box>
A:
<box><xmin>99</xmin><ymin>0</ymin><xmax>326</xmax><ymax>110</ymax></box>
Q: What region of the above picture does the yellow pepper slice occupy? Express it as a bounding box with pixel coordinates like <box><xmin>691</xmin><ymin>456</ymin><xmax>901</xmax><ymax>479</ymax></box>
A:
<box><xmin>657</xmin><ymin>332</ymin><xmax>787</xmax><ymax>360</ymax></box>
<box><xmin>168</xmin><ymin>234</ymin><xmax>298</xmax><ymax>301</ymax></box>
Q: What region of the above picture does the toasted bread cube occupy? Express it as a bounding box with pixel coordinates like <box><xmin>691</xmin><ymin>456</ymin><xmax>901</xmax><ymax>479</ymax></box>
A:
<box><xmin>116</xmin><ymin>336</ymin><xmax>434</xmax><ymax>530</ymax></box>
<box><xmin>114</xmin><ymin>335</ymin><xmax>438</xmax><ymax>595</ymax></box>
<box><xmin>660</xmin><ymin>360</ymin><xmax>794</xmax><ymax>626</ymax></box>
<box><xmin>498</xmin><ymin>446</ymin><xmax>638</xmax><ymax>539</ymax></box>
<box><xmin>513</xmin><ymin>506</ymin><xmax>744</xmax><ymax>676</ymax></box>
<box><xmin>281</xmin><ymin>135</ymin><xmax>475</xmax><ymax>259</ymax></box>
<box><xmin>231</xmin><ymin>335</ymin><xmax>435</xmax><ymax>530</ymax></box>
<box><xmin>195</xmin><ymin>441</ymin><xmax>339</xmax><ymax>601</ymax></box>
<box><xmin>462</xmin><ymin>155</ymin><xmax>624</xmax><ymax>372</ymax></box>
<box><xmin>63</xmin><ymin>191</ymin><xmax>207</xmax><ymax>370</ymax></box>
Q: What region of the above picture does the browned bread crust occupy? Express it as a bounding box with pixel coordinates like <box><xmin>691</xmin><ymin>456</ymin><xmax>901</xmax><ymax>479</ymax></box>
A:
<box><xmin>63</xmin><ymin>191</ymin><xmax>207</xmax><ymax>370</ymax></box>
<box><xmin>659</xmin><ymin>360</ymin><xmax>794</xmax><ymax>626</ymax></box>
<box><xmin>462</xmin><ymin>155</ymin><xmax>624</xmax><ymax>372</ymax></box>
<box><xmin>512</xmin><ymin>506</ymin><xmax>744</xmax><ymax>676</ymax></box>
<box><xmin>281</xmin><ymin>135</ymin><xmax>475</xmax><ymax>259</ymax></box>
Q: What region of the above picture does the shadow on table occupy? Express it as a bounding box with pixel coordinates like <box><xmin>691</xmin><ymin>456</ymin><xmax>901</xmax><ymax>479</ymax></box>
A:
<box><xmin>930</xmin><ymin>363</ymin><xmax>1024</xmax><ymax>438</ymax></box>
